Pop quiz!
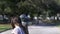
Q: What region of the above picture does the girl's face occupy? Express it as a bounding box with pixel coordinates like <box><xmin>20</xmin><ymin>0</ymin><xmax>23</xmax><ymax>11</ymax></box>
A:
<box><xmin>11</xmin><ymin>17</ymin><xmax>19</xmax><ymax>28</ymax></box>
<box><xmin>11</xmin><ymin>16</ymin><xmax>22</xmax><ymax>28</ymax></box>
<box><xmin>14</xmin><ymin>22</ymin><xmax>20</xmax><ymax>26</ymax></box>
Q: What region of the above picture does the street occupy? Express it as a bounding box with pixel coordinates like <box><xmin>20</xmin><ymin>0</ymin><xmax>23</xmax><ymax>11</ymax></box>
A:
<box><xmin>0</xmin><ymin>26</ymin><xmax>60</xmax><ymax>34</ymax></box>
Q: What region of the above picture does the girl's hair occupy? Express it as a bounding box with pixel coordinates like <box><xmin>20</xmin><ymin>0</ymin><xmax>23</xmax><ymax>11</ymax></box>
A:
<box><xmin>11</xmin><ymin>16</ymin><xmax>22</xmax><ymax>29</ymax></box>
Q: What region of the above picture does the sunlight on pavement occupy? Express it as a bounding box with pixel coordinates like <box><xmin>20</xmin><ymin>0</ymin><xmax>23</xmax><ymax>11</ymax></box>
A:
<box><xmin>0</xmin><ymin>26</ymin><xmax>60</xmax><ymax>34</ymax></box>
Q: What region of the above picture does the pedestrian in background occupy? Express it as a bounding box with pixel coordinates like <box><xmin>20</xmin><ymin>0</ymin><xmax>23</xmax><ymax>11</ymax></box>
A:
<box><xmin>20</xmin><ymin>14</ymin><xmax>29</xmax><ymax>34</ymax></box>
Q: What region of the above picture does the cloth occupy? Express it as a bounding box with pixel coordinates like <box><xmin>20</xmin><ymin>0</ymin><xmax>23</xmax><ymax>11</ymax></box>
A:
<box><xmin>12</xmin><ymin>26</ymin><xmax>25</xmax><ymax>34</ymax></box>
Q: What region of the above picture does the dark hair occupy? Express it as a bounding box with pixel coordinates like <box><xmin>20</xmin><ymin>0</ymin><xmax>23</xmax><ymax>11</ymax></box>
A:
<box><xmin>11</xmin><ymin>16</ymin><xmax>22</xmax><ymax>29</ymax></box>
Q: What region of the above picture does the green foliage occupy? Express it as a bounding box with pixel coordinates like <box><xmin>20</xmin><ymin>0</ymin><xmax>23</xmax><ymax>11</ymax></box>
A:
<box><xmin>0</xmin><ymin>0</ymin><xmax>60</xmax><ymax>16</ymax></box>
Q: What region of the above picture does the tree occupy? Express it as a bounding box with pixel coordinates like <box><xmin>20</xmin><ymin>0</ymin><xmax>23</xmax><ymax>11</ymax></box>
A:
<box><xmin>0</xmin><ymin>0</ymin><xmax>60</xmax><ymax>17</ymax></box>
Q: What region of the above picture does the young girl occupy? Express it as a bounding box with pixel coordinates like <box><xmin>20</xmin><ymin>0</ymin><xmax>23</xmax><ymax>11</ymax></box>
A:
<box><xmin>11</xmin><ymin>16</ymin><xmax>25</xmax><ymax>34</ymax></box>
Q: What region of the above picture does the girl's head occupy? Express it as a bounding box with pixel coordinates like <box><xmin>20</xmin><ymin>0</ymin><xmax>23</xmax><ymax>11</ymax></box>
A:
<box><xmin>11</xmin><ymin>16</ymin><xmax>22</xmax><ymax>28</ymax></box>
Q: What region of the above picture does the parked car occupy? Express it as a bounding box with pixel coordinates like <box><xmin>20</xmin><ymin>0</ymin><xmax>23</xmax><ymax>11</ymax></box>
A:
<box><xmin>0</xmin><ymin>15</ymin><xmax>9</xmax><ymax>24</ymax></box>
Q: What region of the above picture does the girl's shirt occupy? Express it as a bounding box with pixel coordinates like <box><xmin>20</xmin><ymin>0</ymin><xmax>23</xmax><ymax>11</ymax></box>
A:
<box><xmin>12</xmin><ymin>26</ymin><xmax>25</xmax><ymax>34</ymax></box>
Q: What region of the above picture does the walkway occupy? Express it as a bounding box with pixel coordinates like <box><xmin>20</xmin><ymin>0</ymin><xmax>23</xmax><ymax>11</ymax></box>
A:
<box><xmin>0</xmin><ymin>26</ymin><xmax>60</xmax><ymax>34</ymax></box>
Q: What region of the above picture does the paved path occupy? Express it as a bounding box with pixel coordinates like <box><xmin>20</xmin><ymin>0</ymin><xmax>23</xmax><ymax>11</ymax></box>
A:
<box><xmin>0</xmin><ymin>26</ymin><xmax>60</xmax><ymax>34</ymax></box>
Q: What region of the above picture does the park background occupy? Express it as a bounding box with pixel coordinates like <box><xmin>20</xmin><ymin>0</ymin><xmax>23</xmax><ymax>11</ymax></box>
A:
<box><xmin>0</xmin><ymin>0</ymin><xmax>60</xmax><ymax>33</ymax></box>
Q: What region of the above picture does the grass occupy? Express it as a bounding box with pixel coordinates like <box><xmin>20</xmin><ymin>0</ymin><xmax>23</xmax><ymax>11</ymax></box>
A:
<box><xmin>0</xmin><ymin>24</ymin><xmax>12</xmax><ymax>32</ymax></box>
